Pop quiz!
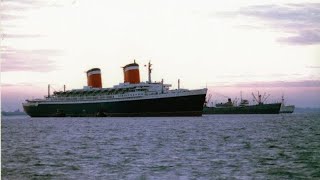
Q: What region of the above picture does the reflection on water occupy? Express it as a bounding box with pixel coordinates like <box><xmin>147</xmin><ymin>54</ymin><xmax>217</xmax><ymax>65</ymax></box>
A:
<box><xmin>2</xmin><ymin>114</ymin><xmax>320</xmax><ymax>179</ymax></box>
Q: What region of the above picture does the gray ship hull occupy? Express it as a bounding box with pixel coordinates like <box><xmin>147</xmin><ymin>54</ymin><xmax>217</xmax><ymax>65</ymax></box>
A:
<box><xmin>203</xmin><ymin>103</ymin><xmax>282</xmax><ymax>114</ymax></box>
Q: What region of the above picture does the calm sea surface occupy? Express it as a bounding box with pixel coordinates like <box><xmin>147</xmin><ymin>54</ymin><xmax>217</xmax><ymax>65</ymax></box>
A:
<box><xmin>2</xmin><ymin>113</ymin><xmax>320</xmax><ymax>179</ymax></box>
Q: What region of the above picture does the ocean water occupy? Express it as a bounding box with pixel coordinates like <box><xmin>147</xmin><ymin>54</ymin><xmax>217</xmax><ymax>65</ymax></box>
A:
<box><xmin>2</xmin><ymin>113</ymin><xmax>320</xmax><ymax>179</ymax></box>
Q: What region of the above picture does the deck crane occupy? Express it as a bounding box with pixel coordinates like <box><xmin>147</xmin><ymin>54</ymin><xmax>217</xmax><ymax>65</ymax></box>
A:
<box><xmin>252</xmin><ymin>91</ymin><xmax>270</xmax><ymax>104</ymax></box>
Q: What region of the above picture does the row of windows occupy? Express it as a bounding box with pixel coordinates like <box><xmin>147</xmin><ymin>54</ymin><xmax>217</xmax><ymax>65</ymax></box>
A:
<box><xmin>48</xmin><ymin>93</ymin><xmax>146</xmax><ymax>101</ymax></box>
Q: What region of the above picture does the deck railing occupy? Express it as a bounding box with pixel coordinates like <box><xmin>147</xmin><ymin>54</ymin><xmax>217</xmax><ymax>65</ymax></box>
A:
<box><xmin>31</xmin><ymin>89</ymin><xmax>206</xmax><ymax>103</ymax></box>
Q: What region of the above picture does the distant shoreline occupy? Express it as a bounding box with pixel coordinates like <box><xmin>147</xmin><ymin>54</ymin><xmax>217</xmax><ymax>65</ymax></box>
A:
<box><xmin>294</xmin><ymin>107</ymin><xmax>320</xmax><ymax>113</ymax></box>
<box><xmin>1</xmin><ymin>111</ymin><xmax>27</xmax><ymax>116</ymax></box>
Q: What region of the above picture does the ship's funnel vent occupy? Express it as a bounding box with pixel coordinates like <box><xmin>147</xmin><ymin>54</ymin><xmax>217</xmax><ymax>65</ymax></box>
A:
<box><xmin>86</xmin><ymin>68</ymin><xmax>102</xmax><ymax>88</ymax></box>
<box><xmin>123</xmin><ymin>61</ymin><xmax>140</xmax><ymax>84</ymax></box>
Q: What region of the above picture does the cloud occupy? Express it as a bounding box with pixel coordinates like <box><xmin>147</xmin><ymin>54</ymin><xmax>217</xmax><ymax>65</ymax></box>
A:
<box><xmin>0</xmin><ymin>0</ymin><xmax>47</xmax><ymax>15</ymax></box>
<box><xmin>212</xmin><ymin>80</ymin><xmax>320</xmax><ymax>88</ymax></box>
<box><xmin>1</xmin><ymin>33</ymin><xmax>43</xmax><ymax>39</ymax></box>
<box><xmin>306</xmin><ymin>66</ymin><xmax>320</xmax><ymax>69</ymax></box>
<box><xmin>2</xmin><ymin>0</ymin><xmax>47</xmax><ymax>6</ymax></box>
<box><xmin>1</xmin><ymin>83</ymin><xmax>35</xmax><ymax>87</ymax></box>
<box><xmin>1</xmin><ymin>0</ymin><xmax>73</xmax><ymax>11</ymax></box>
<box><xmin>1</xmin><ymin>0</ymin><xmax>46</xmax><ymax>39</ymax></box>
<box><xmin>239</xmin><ymin>4</ymin><xmax>320</xmax><ymax>22</ymax></box>
<box><xmin>1</xmin><ymin>0</ymin><xmax>72</xmax><ymax>38</ymax></box>
<box><xmin>216</xmin><ymin>73</ymin><xmax>302</xmax><ymax>79</ymax></box>
<box><xmin>277</xmin><ymin>30</ymin><xmax>320</xmax><ymax>45</ymax></box>
<box><xmin>1</xmin><ymin>46</ymin><xmax>62</xmax><ymax>72</ymax></box>
<box><xmin>1</xmin><ymin>13</ymin><xmax>24</xmax><ymax>20</ymax></box>
<box><xmin>218</xmin><ymin>3</ymin><xmax>320</xmax><ymax>45</ymax></box>
<box><xmin>240</xmin><ymin>3</ymin><xmax>320</xmax><ymax>45</ymax></box>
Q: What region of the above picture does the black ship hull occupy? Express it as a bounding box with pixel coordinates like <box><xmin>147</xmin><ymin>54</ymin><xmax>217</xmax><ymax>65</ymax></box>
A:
<box><xmin>23</xmin><ymin>94</ymin><xmax>206</xmax><ymax>117</ymax></box>
<box><xmin>203</xmin><ymin>103</ymin><xmax>281</xmax><ymax>114</ymax></box>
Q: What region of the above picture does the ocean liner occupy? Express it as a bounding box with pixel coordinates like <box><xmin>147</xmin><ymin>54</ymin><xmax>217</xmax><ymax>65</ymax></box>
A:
<box><xmin>23</xmin><ymin>61</ymin><xmax>207</xmax><ymax>117</ymax></box>
<box><xmin>203</xmin><ymin>92</ymin><xmax>281</xmax><ymax>114</ymax></box>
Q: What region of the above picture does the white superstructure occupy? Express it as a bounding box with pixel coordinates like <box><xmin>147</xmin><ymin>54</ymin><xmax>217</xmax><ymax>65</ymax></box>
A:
<box><xmin>280</xmin><ymin>95</ymin><xmax>295</xmax><ymax>113</ymax></box>
<box><xmin>23</xmin><ymin>81</ymin><xmax>207</xmax><ymax>106</ymax></box>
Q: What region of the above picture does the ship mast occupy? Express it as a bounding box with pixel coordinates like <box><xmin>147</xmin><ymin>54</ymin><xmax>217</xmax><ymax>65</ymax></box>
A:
<box><xmin>161</xmin><ymin>79</ymin><xmax>164</xmax><ymax>93</ymax></box>
<box><xmin>48</xmin><ymin>84</ymin><xmax>50</xmax><ymax>97</ymax></box>
<box><xmin>147</xmin><ymin>61</ymin><xmax>152</xmax><ymax>83</ymax></box>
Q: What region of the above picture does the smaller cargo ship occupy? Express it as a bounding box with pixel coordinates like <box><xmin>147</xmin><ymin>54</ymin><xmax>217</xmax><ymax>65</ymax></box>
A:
<box><xmin>280</xmin><ymin>95</ymin><xmax>295</xmax><ymax>113</ymax></box>
<box><xmin>203</xmin><ymin>92</ymin><xmax>281</xmax><ymax>114</ymax></box>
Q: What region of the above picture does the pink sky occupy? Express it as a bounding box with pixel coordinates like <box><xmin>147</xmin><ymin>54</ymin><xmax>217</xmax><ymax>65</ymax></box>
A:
<box><xmin>1</xmin><ymin>0</ymin><xmax>320</xmax><ymax>111</ymax></box>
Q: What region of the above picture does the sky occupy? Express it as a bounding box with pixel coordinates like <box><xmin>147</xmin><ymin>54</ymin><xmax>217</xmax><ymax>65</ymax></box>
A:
<box><xmin>1</xmin><ymin>0</ymin><xmax>320</xmax><ymax>111</ymax></box>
